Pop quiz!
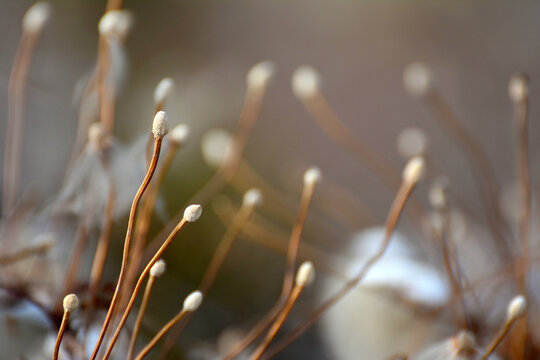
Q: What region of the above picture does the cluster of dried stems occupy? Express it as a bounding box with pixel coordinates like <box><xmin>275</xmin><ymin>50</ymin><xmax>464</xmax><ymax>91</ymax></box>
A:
<box><xmin>0</xmin><ymin>1</ymin><xmax>537</xmax><ymax>360</ymax></box>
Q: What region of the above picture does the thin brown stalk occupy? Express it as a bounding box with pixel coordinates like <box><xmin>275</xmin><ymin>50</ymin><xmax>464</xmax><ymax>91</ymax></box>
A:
<box><xmin>134</xmin><ymin>309</ymin><xmax>189</xmax><ymax>360</ymax></box>
<box><xmin>97</xmin><ymin>37</ymin><xmax>114</xmax><ymax>134</ymax></box>
<box><xmin>480</xmin><ymin>318</ymin><xmax>518</xmax><ymax>360</ymax></box>
<box><xmin>3</xmin><ymin>30</ymin><xmax>41</xmax><ymax>220</ymax></box>
<box><xmin>102</xmin><ymin>217</ymin><xmax>191</xmax><ymax>360</ymax></box>
<box><xmin>53</xmin><ymin>311</ymin><xmax>71</xmax><ymax>360</ymax></box>
<box><xmin>0</xmin><ymin>241</ymin><xmax>53</xmax><ymax>266</ymax></box>
<box><xmin>89</xmin><ymin>138</ymin><xmax>163</xmax><ymax>360</ymax></box>
<box><xmin>127</xmin><ymin>274</ymin><xmax>157</xmax><ymax>360</ymax></box>
<box><xmin>261</xmin><ymin>171</ymin><xmax>419</xmax><ymax>359</ymax></box>
<box><xmin>224</xmin><ymin>175</ymin><xmax>318</xmax><ymax>359</ymax></box>
<box><xmin>249</xmin><ymin>285</ymin><xmax>303</xmax><ymax>360</ymax></box>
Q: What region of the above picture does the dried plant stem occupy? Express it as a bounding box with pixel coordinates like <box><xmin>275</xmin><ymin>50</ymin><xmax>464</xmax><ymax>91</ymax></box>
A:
<box><xmin>97</xmin><ymin>38</ymin><xmax>115</xmax><ymax>134</ymax></box>
<box><xmin>53</xmin><ymin>311</ymin><xmax>71</xmax><ymax>360</ymax></box>
<box><xmin>225</xmin><ymin>179</ymin><xmax>317</xmax><ymax>359</ymax></box>
<box><xmin>261</xmin><ymin>177</ymin><xmax>417</xmax><ymax>359</ymax></box>
<box><xmin>303</xmin><ymin>93</ymin><xmax>400</xmax><ymax>190</ymax></box>
<box><xmin>2</xmin><ymin>31</ymin><xmax>40</xmax><ymax>220</ymax></box>
<box><xmin>127</xmin><ymin>274</ymin><xmax>157</xmax><ymax>360</ymax></box>
<box><xmin>157</xmin><ymin>203</ymin><xmax>256</xmax><ymax>358</ymax></box>
<box><xmin>0</xmin><ymin>241</ymin><xmax>53</xmax><ymax>266</ymax></box>
<box><xmin>425</xmin><ymin>90</ymin><xmax>509</xmax><ymax>257</ymax></box>
<box><xmin>106</xmin><ymin>0</ymin><xmax>124</xmax><ymax>11</ymax></box>
<box><xmin>480</xmin><ymin>318</ymin><xmax>519</xmax><ymax>360</ymax></box>
<box><xmin>134</xmin><ymin>309</ymin><xmax>189</xmax><ymax>360</ymax></box>
<box><xmin>89</xmin><ymin>138</ymin><xmax>163</xmax><ymax>360</ymax></box>
<box><xmin>249</xmin><ymin>285</ymin><xmax>303</xmax><ymax>360</ymax></box>
<box><xmin>101</xmin><ymin>218</ymin><xmax>189</xmax><ymax>360</ymax></box>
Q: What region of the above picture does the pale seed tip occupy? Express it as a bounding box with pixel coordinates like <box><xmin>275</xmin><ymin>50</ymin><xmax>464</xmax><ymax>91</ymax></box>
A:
<box><xmin>453</xmin><ymin>330</ymin><xmax>476</xmax><ymax>354</ymax></box>
<box><xmin>402</xmin><ymin>156</ymin><xmax>426</xmax><ymax>184</ymax></box>
<box><xmin>183</xmin><ymin>204</ymin><xmax>202</xmax><ymax>222</ymax></box>
<box><xmin>63</xmin><ymin>294</ymin><xmax>79</xmax><ymax>313</ymax></box>
<box><xmin>183</xmin><ymin>290</ymin><xmax>203</xmax><ymax>312</ymax></box>
<box><xmin>201</xmin><ymin>128</ymin><xmax>231</xmax><ymax>168</ymax></box>
<box><xmin>507</xmin><ymin>295</ymin><xmax>527</xmax><ymax>320</ymax></box>
<box><xmin>246</xmin><ymin>61</ymin><xmax>275</xmax><ymax>89</ymax></box>
<box><xmin>303</xmin><ymin>166</ymin><xmax>322</xmax><ymax>187</ymax></box>
<box><xmin>403</xmin><ymin>62</ymin><xmax>432</xmax><ymax>98</ymax></box>
<box><xmin>295</xmin><ymin>261</ymin><xmax>315</xmax><ymax>287</ymax></box>
<box><xmin>88</xmin><ymin>122</ymin><xmax>106</xmax><ymax>150</ymax></box>
<box><xmin>243</xmin><ymin>188</ymin><xmax>263</xmax><ymax>208</ymax></box>
<box><xmin>98</xmin><ymin>10</ymin><xmax>133</xmax><ymax>38</ymax></box>
<box><xmin>153</xmin><ymin>77</ymin><xmax>175</xmax><ymax>106</ymax></box>
<box><xmin>23</xmin><ymin>2</ymin><xmax>51</xmax><ymax>34</ymax></box>
<box><xmin>152</xmin><ymin>110</ymin><xmax>169</xmax><ymax>139</ymax></box>
<box><xmin>429</xmin><ymin>182</ymin><xmax>447</xmax><ymax>210</ymax></box>
<box><xmin>508</xmin><ymin>74</ymin><xmax>529</xmax><ymax>103</ymax></box>
<box><xmin>396</xmin><ymin>127</ymin><xmax>427</xmax><ymax>159</ymax></box>
<box><xmin>150</xmin><ymin>259</ymin><xmax>166</xmax><ymax>277</ymax></box>
<box><xmin>170</xmin><ymin>124</ymin><xmax>190</xmax><ymax>145</ymax></box>
<box><xmin>292</xmin><ymin>65</ymin><xmax>321</xmax><ymax>100</ymax></box>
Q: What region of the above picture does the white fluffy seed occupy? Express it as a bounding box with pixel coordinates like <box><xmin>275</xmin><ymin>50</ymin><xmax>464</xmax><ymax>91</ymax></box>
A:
<box><xmin>243</xmin><ymin>188</ymin><xmax>263</xmax><ymax>208</ymax></box>
<box><xmin>183</xmin><ymin>291</ymin><xmax>203</xmax><ymax>312</ymax></box>
<box><xmin>507</xmin><ymin>295</ymin><xmax>527</xmax><ymax>320</ymax></box>
<box><xmin>183</xmin><ymin>204</ymin><xmax>202</xmax><ymax>222</ymax></box>
<box><xmin>303</xmin><ymin>166</ymin><xmax>322</xmax><ymax>187</ymax></box>
<box><xmin>403</xmin><ymin>63</ymin><xmax>432</xmax><ymax>98</ymax></box>
<box><xmin>396</xmin><ymin>127</ymin><xmax>427</xmax><ymax>159</ymax></box>
<box><xmin>246</xmin><ymin>61</ymin><xmax>275</xmax><ymax>89</ymax></box>
<box><xmin>150</xmin><ymin>259</ymin><xmax>166</xmax><ymax>277</ymax></box>
<box><xmin>295</xmin><ymin>261</ymin><xmax>315</xmax><ymax>287</ymax></box>
<box><xmin>152</xmin><ymin>111</ymin><xmax>169</xmax><ymax>139</ymax></box>
<box><xmin>201</xmin><ymin>128</ymin><xmax>232</xmax><ymax>168</ymax></box>
<box><xmin>63</xmin><ymin>294</ymin><xmax>79</xmax><ymax>313</ymax></box>
<box><xmin>98</xmin><ymin>10</ymin><xmax>133</xmax><ymax>38</ymax></box>
<box><xmin>292</xmin><ymin>65</ymin><xmax>321</xmax><ymax>100</ymax></box>
<box><xmin>402</xmin><ymin>156</ymin><xmax>426</xmax><ymax>185</ymax></box>
<box><xmin>23</xmin><ymin>2</ymin><xmax>51</xmax><ymax>34</ymax></box>
<box><xmin>170</xmin><ymin>124</ymin><xmax>190</xmax><ymax>146</ymax></box>
<box><xmin>88</xmin><ymin>122</ymin><xmax>106</xmax><ymax>150</ymax></box>
<box><xmin>508</xmin><ymin>75</ymin><xmax>529</xmax><ymax>103</ymax></box>
<box><xmin>153</xmin><ymin>77</ymin><xmax>175</xmax><ymax>106</ymax></box>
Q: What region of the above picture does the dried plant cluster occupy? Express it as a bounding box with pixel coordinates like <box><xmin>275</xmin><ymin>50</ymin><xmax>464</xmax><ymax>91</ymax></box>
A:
<box><xmin>0</xmin><ymin>1</ymin><xmax>538</xmax><ymax>360</ymax></box>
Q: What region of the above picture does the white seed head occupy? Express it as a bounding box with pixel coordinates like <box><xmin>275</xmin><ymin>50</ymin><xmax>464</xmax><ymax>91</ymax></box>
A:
<box><xmin>396</xmin><ymin>127</ymin><xmax>427</xmax><ymax>159</ymax></box>
<box><xmin>295</xmin><ymin>261</ymin><xmax>315</xmax><ymax>287</ymax></box>
<box><xmin>243</xmin><ymin>188</ymin><xmax>263</xmax><ymax>208</ymax></box>
<box><xmin>507</xmin><ymin>295</ymin><xmax>527</xmax><ymax>320</ymax></box>
<box><xmin>150</xmin><ymin>259</ymin><xmax>166</xmax><ymax>277</ymax></box>
<box><xmin>183</xmin><ymin>290</ymin><xmax>203</xmax><ymax>312</ymax></box>
<box><xmin>98</xmin><ymin>10</ymin><xmax>133</xmax><ymax>38</ymax></box>
<box><xmin>402</xmin><ymin>156</ymin><xmax>426</xmax><ymax>185</ymax></box>
<box><xmin>63</xmin><ymin>294</ymin><xmax>79</xmax><ymax>313</ymax></box>
<box><xmin>292</xmin><ymin>65</ymin><xmax>321</xmax><ymax>100</ymax></box>
<box><xmin>183</xmin><ymin>204</ymin><xmax>202</xmax><ymax>222</ymax></box>
<box><xmin>303</xmin><ymin>166</ymin><xmax>322</xmax><ymax>187</ymax></box>
<box><xmin>246</xmin><ymin>61</ymin><xmax>275</xmax><ymax>89</ymax></box>
<box><xmin>87</xmin><ymin>122</ymin><xmax>106</xmax><ymax>150</ymax></box>
<box><xmin>22</xmin><ymin>2</ymin><xmax>51</xmax><ymax>34</ymax></box>
<box><xmin>453</xmin><ymin>330</ymin><xmax>476</xmax><ymax>354</ymax></box>
<box><xmin>153</xmin><ymin>77</ymin><xmax>175</xmax><ymax>106</ymax></box>
<box><xmin>508</xmin><ymin>74</ymin><xmax>529</xmax><ymax>103</ymax></box>
<box><xmin>152</xmin><ymin>111</ymin><xmax>169</xmax><ymax>139</ymax></box>
<box><xmin>170</xmin><ymin>124</ymin><xmax>190</xmax><ymax>146</ymax></box>
<box><xmin>201</xmin><ymin>128</ymin><xmax>232</xmax><ymax>168</ymax></box>
<box><xmin>429</xmin><ymin>182</ymin><xmax>447</xmax><ymax>210</ymax></box>
<box><xmin>403</xmin><ymin>62</ymin><xmax>432</xmax><ymax>98</ymax></box>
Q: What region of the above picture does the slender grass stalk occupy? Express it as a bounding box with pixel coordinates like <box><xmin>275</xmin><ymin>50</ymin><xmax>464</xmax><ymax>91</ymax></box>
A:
<box><xmin>0</xmin><ymin>240</ymin><xmax>54</xmax><ymax>266</ymax></box>
<box><xmin>54</xmin><ymin>294</ymin><xmax>79</xmax><ymax>360</ymax></box>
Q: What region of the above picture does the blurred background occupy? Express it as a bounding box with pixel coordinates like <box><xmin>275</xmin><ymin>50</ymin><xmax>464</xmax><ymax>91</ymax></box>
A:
<box><xmin>1</xmin><ymin>0</ymin><xmax>540</xmax><ymax>359</ymax></box>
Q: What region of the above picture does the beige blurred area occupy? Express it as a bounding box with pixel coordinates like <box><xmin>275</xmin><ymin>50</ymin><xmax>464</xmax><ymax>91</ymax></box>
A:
<box><xmin>2</xmin><ymin>0</ymin><xmax>540</xmax><ymax>358</ymax></box>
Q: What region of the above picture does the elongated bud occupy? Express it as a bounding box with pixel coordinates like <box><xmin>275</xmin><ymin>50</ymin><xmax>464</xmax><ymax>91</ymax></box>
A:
<box><xmin>184</xmin><ymin>204</ymin><xmax>202</xmax><ymax>222</ymax></box>
<box><xmin>63</xmin><ymin>294</ymin><xmax>79</xmax><ymax>313</ymax></box>
<box><xmin>402</xmin><ymin>156</ymin><xmax>426</xmax><ymax>185</ymax></box>
<box><xmin>152</xmin><ymin>111</ymin><xmax>169</xmax><ymax>139</ymax></box>
<box><xmin>243</xmin><ymin>188</ymin><xmax>263</xmax><ymax>208</ymax></box>
<box><xmin>98</xmin><ymin>10</ymin><xmax>133</xmax><ymax>38</ymax></box>
<box><xmin>429</xmin><ymin>179</ymin><xmax>448</xmax><ymax>210</ymax></box>
<box><xmin>150</xmin><ymin>259</ymin><xmax>166</xmax><ymax>277</ymax></box>
<box><xmin>295</xmin><ymin>261</ymin><xmax>315</xmax><ymax>287</ymax></box>
<box><xmin>246</xmin><ymin>61</ymin><xmax>275</xmax><ymax>90</ymax></box>
<box><xmin>396</xmin><ymin>127</ymin><xmax>427</xmax><ymax>159</ymax></box>
<box><xmin>303</xmin><ymin>166</ymin><xmax>322</xmax><ymax>187</ymax></box>
<box><xmin>88</xmin><ymin>122</ymin><xmax>106</xmax><ymax>150</ymax></box>
<box><xmin>183</xmin><ymin>291</ymin><xmax>203</xmax><ymax>312</ymax></box>
<box><xmin>23</xmin><ymin>2</ymin><xmax>51</xmax><ymax>34</ymax></box>
<box><xmin>508</xmin><ymin>74</ymin><xmax>529</xmax><ymax>103</ymax></box>
<box><xmin>403</xmin><ymin>63</ymin><xmax>432</xmax><ymax>98</ymax></box>
<box><xmin>292</xmin><ymin>65</ymin><xmax>321</xmax><ymax>100</ymax></box>
<box><xmin>507</xmin><ymin>295</ymin><xmax>527</xmax><ymax>320</ymax></box>
<box><xmin>201</xmin><ymin>128</ymin><xmax>231</xmax><ymax>168</ymax></box>
<box><xmin>170</xmin><ymin>124</ymin><xmax>190</xmax><ymax>146</ymax></box>
<box><xmin>153</xmin><ymin>77</ymin><xmax>175</xmax><ymax>106</ymax></box>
